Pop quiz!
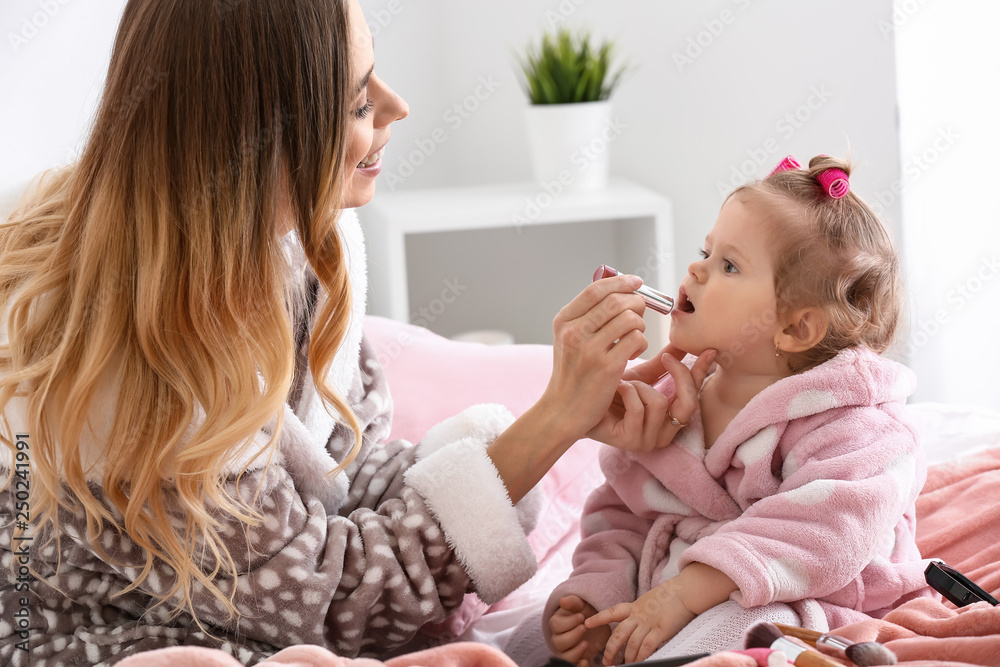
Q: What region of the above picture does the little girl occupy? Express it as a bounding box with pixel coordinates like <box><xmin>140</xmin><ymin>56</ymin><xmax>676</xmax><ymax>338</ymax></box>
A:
<box><xmin>544</xmin><ymin>155</ymin><xmax>930</xmax><ymax>665</ymax></box>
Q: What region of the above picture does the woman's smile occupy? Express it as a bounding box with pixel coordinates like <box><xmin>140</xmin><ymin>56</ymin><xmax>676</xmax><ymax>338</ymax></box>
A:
<box><xmin>357</xmin><ymin>143</ymin><xmax>386</xmax><ymax>172</ymax></box>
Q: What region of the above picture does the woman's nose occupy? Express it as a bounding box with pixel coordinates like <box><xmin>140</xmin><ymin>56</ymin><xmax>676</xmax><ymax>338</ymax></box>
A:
<box><xmin>374</xmin><ymin>75</ymin><xmax>408</xmax><ymax>125</ymax></box>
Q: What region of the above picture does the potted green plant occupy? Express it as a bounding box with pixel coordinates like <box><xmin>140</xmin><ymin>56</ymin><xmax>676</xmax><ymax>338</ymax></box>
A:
<box><xmin>517</xmin><ymin>29</ymin><xmax>628</xmax><ymax>190</ymax></box>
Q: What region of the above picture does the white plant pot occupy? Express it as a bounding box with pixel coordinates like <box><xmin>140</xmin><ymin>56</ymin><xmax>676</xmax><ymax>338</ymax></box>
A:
<box><xmin>524</xmin><ymin>100</ymin><xmax>613</xmax><ymax>191</ymax></box>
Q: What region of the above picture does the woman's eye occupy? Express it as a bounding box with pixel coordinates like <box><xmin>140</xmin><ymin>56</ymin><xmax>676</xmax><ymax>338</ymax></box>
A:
<box><xmin>354</xmin><ymin>98</ymin><xmax>374</xmax><ymax>120</ymax></box>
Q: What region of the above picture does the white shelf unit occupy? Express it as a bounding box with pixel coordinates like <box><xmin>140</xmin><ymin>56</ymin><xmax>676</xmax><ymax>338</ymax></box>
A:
<box><xmin>357</xmin><ymin>178</ymin><xmax>675</xmax><ymax>349</ymax></box>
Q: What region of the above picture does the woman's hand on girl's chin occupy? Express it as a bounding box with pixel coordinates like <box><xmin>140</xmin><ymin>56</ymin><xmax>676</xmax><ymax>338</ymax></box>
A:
<box><xmin>541</xmin><ymin>274</ymin><xmax>648</xmax><ymax>440</ymax></box>
<box><xmin>618</xmin><ymin>342</ymin><xmax>691</xmax><ymax>386</ymax></box>
<box><xmin>588</xmin><ymin>348</ymin><xmax>717</xmax><ymax>452</ymax></box>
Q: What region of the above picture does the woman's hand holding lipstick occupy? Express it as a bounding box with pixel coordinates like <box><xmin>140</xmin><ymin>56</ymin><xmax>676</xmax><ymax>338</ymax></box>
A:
<box><xmin>588</xmin><ymin>344</ymin><xmax>717</xmax><ymax>452</ymax></box>
<box><xmin>593</xmin><ymin>265</ymin><xmax>675</xmax><ymax>314</ymax></box>
<box><xmin>540</xmin><ymin>272</ymin><xmax>649</xmax><ymax>442</ymax></box>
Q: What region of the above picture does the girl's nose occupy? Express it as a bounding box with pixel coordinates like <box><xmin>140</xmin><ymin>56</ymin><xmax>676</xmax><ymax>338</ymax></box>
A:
<box><xmin>687</xmin><ymin>258</ymin><xmax>707</xmax><ymax>281</ymax></box>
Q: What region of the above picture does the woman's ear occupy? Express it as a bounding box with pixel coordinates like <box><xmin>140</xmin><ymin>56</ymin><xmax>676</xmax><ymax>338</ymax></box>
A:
<box><xmin>775</xmin><ymin>307</ymin><xmax>828</xmax><ymax>354</ymax></box>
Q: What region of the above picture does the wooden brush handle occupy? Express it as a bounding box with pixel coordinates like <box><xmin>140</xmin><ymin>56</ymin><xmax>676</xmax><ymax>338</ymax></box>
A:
<box><xmin>772</xmin><ymin>637</ymin><xmax>848</xmax><ymax>667</ymax></box>
<box><xmin>773</xmin><ymin>623</ymin><xmax>822</xmax><ymax>646</ymax></box>
<box><xmin>790</xmin><ymin>649</ymin><xmax>848</xmax><ymax>667</ymax></box>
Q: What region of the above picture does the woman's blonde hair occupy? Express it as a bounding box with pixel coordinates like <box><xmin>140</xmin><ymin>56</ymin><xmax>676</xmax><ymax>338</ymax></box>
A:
<box><xmin>732</xmin><ymin>155</ymin><xmax>903</xmax><ymax>372</ymax></box>
<box><xmin>0</xmin><ymin>0</ymin><xmax>361</xmax><ymax>624</ymax></box>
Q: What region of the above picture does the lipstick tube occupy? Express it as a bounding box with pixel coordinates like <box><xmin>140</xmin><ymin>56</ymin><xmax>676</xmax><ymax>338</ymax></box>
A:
<box><xmin>593</xmin><ymin>264</ymin><xmax>674</xmax><ymax>315</ymax></box>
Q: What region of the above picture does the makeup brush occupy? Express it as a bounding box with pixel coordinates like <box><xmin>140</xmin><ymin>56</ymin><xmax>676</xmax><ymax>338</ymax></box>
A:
<box><xmin>773</xmin><ymin>623</ymin><xmax>898</xmax><ymax>666</ymax></box>
<box><xmin>744</xmin><ymin>621</ymin><xmax>844</xmax><ymax>667</ymax></box>
<box><xmin>842</xmin><ymin>641</ymin><xmax>899</xmax><ymax>667</ymax></box>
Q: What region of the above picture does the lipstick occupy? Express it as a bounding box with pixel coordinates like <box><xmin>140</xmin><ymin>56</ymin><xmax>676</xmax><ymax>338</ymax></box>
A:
<box><xmin>593</xmin><ymin>264</ymin><xmax>674</xmax><ymax>315</ymax></box>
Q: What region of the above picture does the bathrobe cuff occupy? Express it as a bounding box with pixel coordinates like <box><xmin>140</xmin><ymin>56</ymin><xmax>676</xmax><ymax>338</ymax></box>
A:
<box><xmin>404</xmin><ymin>404</ymin><xmax>539</xmax><ymax>605</ymax></box>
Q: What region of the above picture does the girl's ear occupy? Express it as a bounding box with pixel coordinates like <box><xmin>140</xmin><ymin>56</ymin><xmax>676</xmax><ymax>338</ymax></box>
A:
<box><xmin>776</xmin><ymin>307</ymin><xmax>828</xmax><ymax>354</ymax></box>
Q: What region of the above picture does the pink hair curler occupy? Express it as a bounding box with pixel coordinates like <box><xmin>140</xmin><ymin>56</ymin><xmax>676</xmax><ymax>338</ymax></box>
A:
<box><xmin>817</xmin><ymin>168</ymin><xmax>850</xmax><ymax>199</ymax></box>
<box><xmin>768</xmin><ymin>155</ymin><xmax>801</xmax><ymax>176</ymax></box>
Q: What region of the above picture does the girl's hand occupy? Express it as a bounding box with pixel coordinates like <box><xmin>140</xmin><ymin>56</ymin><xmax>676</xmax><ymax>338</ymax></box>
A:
<box><xmin>588</xmin><ymin>347</ymin><xmax>716</xmax><ymax>451</ymax></box>
<box><xmin>548</xmin><ymin>595</ymin><xmax>611</xmax><ymax>667</ymax></box>
<box><xmin>541</xmin><ymin>274</ymin><xmax>648</xmax><ymax>440</ymax></box>
<box><xmin>585</xmin><ymin>582</ymin><xmax>697</xmax><ymax>665</ymax></box>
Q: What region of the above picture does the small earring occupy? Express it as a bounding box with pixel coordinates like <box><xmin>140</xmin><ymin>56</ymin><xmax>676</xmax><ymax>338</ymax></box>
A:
<box><xmin>774</xmin><ymin>344</ymin><xmax>782</xmax><ymax>358</ymax></box>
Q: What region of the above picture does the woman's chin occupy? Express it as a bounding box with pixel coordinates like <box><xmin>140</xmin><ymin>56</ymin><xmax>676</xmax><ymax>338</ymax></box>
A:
<box><xmin>342</xmin><ymin>181</ymin><xmax>377</xmax><ymax>209</ymax></box>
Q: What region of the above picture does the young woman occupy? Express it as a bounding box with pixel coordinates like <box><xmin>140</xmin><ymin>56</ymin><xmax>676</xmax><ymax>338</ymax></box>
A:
<box><xmin>0</xmin><ymin>1</ymin><xmax>649</xmax><ymax>663</ymax></box>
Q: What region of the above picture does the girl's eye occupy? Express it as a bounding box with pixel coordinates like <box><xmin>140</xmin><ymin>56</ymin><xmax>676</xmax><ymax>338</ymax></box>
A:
<box><xmin>355</xmin><ymin>98</ymin><xmax>374</xmax><ymax>120</ymax></box>
<box><xmin>697</xmin><ymin>248</ymin><xmax>709</xmax><ymax>259</ymax></box>
<box><xmin>723</xmin><ymin>259</ymin><xmax>739</xmax><ymax>274</ymax></box>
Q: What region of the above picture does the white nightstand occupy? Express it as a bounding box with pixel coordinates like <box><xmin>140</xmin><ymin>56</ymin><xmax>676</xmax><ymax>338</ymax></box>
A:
<box><xmin>356</xmin><ymin>178</ymin><xmax>675</xmax><ymax>348</ymax></box>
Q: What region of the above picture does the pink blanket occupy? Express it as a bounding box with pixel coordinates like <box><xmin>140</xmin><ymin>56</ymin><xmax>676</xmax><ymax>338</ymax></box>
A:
<box><xmin>842</xmin><ymin>446</ymin><xmax>1000</xmax><ymax>666</ymax></box>
<box><xmin>915</xmin><ymin>448</ymin><xmax>1000</xmax><ymax>602</ymax></box>
<box><xmin>116</xmin><ymin>643</ymin><xmax>519</xmax><ymax>667</ymax></box>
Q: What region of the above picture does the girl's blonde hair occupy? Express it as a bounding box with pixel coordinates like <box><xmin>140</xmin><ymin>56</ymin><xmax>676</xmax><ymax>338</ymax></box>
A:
<box><xmin>733</xmin><ymin>155</ymin><xmax>903</xmax><ymax>372</ymax></box>
<box><xmin>0</xmin><ymin>0</ymin><xmax>361</xmax><ymax>624</ymax></box>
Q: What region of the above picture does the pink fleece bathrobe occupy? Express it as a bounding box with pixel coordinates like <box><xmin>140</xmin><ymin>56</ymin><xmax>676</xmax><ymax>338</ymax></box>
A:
<box><xmin>545</xmin><ymin>346</ymin><xmax>932</xmax><ymax>646</ymax></box>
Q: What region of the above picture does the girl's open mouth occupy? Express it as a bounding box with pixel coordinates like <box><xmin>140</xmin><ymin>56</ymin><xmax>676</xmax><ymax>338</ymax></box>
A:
<box><xmin>676</xmin><ymin>286</ymin><xmax>695</xmax><ymax>313</ymax></box>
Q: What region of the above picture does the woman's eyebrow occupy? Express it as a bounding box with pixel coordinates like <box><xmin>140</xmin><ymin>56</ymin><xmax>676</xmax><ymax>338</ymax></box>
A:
<box><xmin>355</xmin><ymin>64</ymin><xmax>374</xmax><ymax>96</ymax></box>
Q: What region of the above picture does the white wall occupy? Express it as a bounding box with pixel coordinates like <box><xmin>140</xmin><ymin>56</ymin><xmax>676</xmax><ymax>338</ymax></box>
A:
<box><xmin>359</xmin><ymin>0</ymin><xmax>905</xmax><ymax>344</ymax></box>
<box><xmin>0</xmin><ymin>0</ymin><xmax>128</xmax><ymax>209</ymax></box>
<box><xmin>896</xmin><ymin>0</ymin><xmax>1000</xmax><ymax>409</ymax></box>
<box><xmin>2</xmin><ymin>0</ymin><xmax>903</xmax><ymax>309</ymax></box>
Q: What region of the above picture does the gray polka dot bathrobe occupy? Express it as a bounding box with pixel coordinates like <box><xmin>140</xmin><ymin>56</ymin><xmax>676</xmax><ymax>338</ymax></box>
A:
<box><xmin>0</xmin><ymin>212</ymin><xmax>541</xmax><ymax>665</ymax></box>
